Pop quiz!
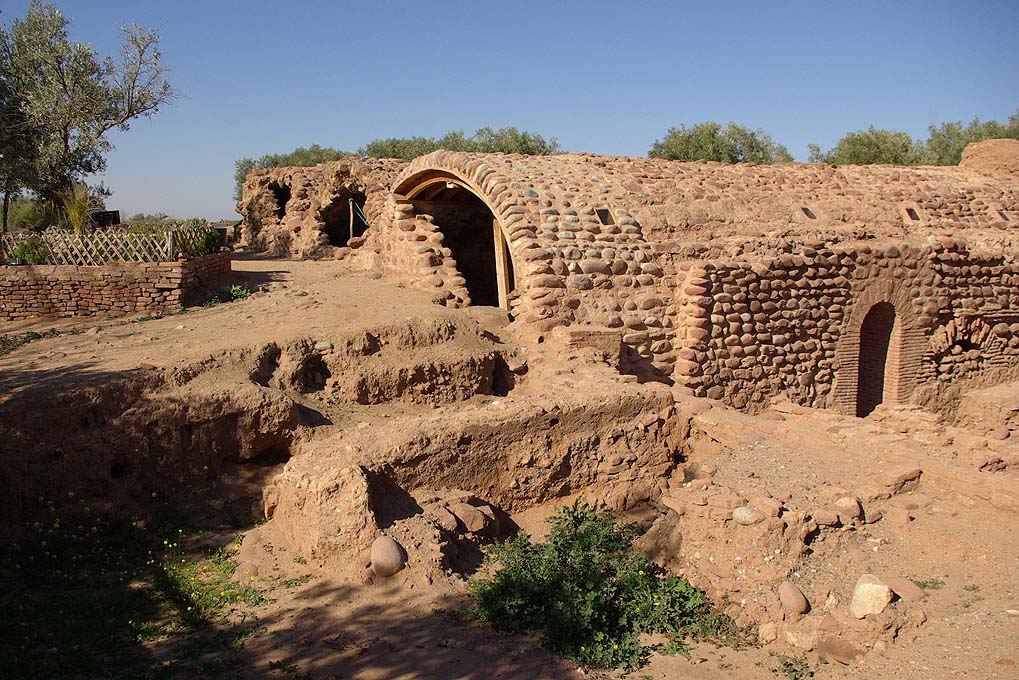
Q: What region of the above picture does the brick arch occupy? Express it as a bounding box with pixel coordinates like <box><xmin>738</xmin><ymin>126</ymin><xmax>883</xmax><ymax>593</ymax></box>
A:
<box><xmin>392</xmin><ymin>152</ymin><xmax>546</xmax><ymax>308</ymax></box>
<box><xmin>832</xmin><ymin>277</ymin><xmax>925</xmax><ymax>416</ymax></box>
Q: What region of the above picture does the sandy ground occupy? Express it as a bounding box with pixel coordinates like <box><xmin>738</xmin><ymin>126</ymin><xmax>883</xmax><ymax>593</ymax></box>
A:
<box><xmin>2</xmin><ymin>254</ymin><xmax>1017</xmax><ymax>679</ymax></box>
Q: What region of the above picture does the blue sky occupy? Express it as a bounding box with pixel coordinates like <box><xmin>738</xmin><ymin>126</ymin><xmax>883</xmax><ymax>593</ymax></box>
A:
<box><xmin>3</xmin><ymin>0</ymin><xmax>1017</xmax><ymax>219</ymax></box>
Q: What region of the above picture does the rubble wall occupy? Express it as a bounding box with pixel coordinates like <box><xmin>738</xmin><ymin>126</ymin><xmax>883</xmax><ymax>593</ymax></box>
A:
<box><xmin>0</xmin><ymin>251</ymin><xmax>231</xmax><ymax>322</ymax></box>
<box><xmin>235</xmin><ymin>158</ymin><xmax>407</xmax><ymax>259</ymax></box>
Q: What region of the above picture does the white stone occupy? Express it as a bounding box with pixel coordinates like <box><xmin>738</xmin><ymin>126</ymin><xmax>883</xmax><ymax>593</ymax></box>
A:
<box><xmin>849</xmin><ymin>574</ymin><xmax>893</xmax><ymax>618</ymax></box>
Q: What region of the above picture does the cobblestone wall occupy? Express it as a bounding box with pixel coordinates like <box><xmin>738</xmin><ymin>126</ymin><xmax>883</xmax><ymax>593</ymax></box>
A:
<box><xmin>672</xmin><ymin>240</ymin><xmax>1019</xmax><ymax>416</ymax></box>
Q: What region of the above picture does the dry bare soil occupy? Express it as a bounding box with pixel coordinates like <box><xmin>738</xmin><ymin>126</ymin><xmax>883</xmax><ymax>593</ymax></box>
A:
<box><xmin>1</xmin><ymin>255</ymin><xmax>1016</xmax><ymax>680</ymax></box>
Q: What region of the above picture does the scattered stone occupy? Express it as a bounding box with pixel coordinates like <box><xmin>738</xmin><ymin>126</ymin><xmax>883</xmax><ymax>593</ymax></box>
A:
<box><xmin>818</xmin><ymin>637</ymin><xmax>864</xmax><ymax>665</ymax></box>
<box><xmin>314</xmin><ymin>341</ymin><xmax>333</xmax><ymax>352</ymax></box>
<box><xmin>449</xmin><ymin>502</ymin><xmax>490</xmax><ymax>533</ymax></box>
<box><xmin>732</xmin><ymin>505</ymin><xmax>766</xmax><ymax>525</ymax></box>
<box><xmin>819</xmin><ymin>614</ymin><xmax>841</xmax><ymax>631</ymax></box>
<box><xmin>835</xmin><ymin>496</ymin><xmax>863</xmax><ymax>522</ymax></box>
<box><xmin>750</xmin><ymin>496</ymin><xmax>784</xmax><ymax>517</ymax></box>
<box><xmin>885</xmin><ymin>577</ymin><xmax>925</xmax><ymax>602</ymax></box>
<box><xmin>885</xmin><ymin>506</ymin><xmax>913</xmax><ymax>527</ymax></box>
<box><xmin>370</xmin><ymin>536</ymin><xmax>406</xmax><ymax>578</ymax></box>
<box><xmin>849</xmin><ymin>574</ymin><xmax>894</xmax><ymax>618</ymax></box>
<box><xmin>882</xmin><ymin>465</ymin><xmax>922</xmax><ymax>493</ymax></box>
<box><xmin>758</xmin><ymin>621</ymin><xmax>779</xmax><ymax>643</ymax></box>
<box><xmin>779</xmin><ymin>581</ymin><xmax>810</xmax><ymax>614</ymax></box>
<box><xmin>430</xmin><ymin>506</ymin><xmax>460</xmax><ymax>533</ymax></box>
<box><xmin>813</xmin><ymin>510</ymin><xmax>841</xmax><ymax>527</ymax></box>
<box><xmin>783</xmin><ymin>617</ymin><xmax>819</xmax><ymax>651</ymax></box>
<box><xmin>989</xmin><ymin>427</ymin><xmax>1011</xmax><ymax>440</ymax></box>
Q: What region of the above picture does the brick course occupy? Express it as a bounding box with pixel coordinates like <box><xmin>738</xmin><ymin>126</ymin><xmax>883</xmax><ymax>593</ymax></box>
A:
<box><xmin>0</xmin><ymin>251</ymin><xmax>231</xmax><ymax>323</ymax></box>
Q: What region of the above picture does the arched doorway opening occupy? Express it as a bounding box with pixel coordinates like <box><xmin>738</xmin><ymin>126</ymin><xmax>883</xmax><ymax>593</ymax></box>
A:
<box><xmin>857</xmin><ymin>302</ymin><xmax>895</xmax><ymax>417</ymax></box>
<box><xmin>397</xmin><ymin>172</ymin><xmax>515</xmax><ymax>309</ymax></box>
<box><xmin>318</xmin><ymin>190</ymin><xmax>367</xmax><ymax>246</ymax></box>
<box><xmin>269</xmin><ymin>182</ymin><xmax>291</xmax><ymax>220</ymax></box>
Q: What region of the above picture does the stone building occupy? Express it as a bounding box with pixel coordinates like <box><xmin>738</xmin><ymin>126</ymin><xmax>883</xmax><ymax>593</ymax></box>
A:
<box><xmin>236</xmin><ymin>139</ymin><xmax>1019</xmax><ymax>418</ymax></box>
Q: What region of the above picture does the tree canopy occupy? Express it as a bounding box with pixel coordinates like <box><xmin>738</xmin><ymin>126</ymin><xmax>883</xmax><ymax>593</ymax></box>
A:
<box><xmin>808</xmin><ymin>127</ymin><xmax>922</xmax><ymax>165</ymax></box>
<box><xmin>648</xmin><ymin>122</ymin><xmax>793</xmax><ymax>164</ymax></box>
<box><xmin>921</xmin><ymin>112</ymin><xmax>1019</xmax><ymax>165</ymax></box>
<box><xmin>234</xmin><ymin>128</ymin><xmax>561</xmax><ymax>201</ymax></box>
<box><xmin>808</xmin><ymin>111</ymin><xmax>1019</xmax><ymax>166</ymax></box>
<box><xmin>233</xmin><ymin>144</ymin><xmax>351</xmax><ymax>201</ymax></box>
<box><xmin>0</xmin><ymin>0</ymin><xmax>177</xmax><ymax>230</ymax></box>
<box><xmin>358</xmin><ymin>127</ymin><xmax>561</xmax><ymax>160</ymax></box>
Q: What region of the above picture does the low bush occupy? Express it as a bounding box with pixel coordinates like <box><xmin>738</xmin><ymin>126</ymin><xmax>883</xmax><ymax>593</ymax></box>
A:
<box><xmin>468</xmin><ymin>500</ymin><xmax>737</xmax><ymax>670</ymax></box>
<box><xmin>10</xmin><ymin>234</ymin><xmax>49</xmax><ymax>264</ymax></box>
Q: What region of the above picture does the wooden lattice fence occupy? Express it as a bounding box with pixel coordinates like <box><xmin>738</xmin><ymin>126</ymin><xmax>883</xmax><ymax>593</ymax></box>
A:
<box><xmin>0</xmin><ymin>227</ymin><xmax>221</xmax><ymax>266</ymax></box>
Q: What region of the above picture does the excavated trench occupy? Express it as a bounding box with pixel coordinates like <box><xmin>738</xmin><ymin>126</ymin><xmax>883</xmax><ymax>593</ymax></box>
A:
<box><xmin>0</xmin><ymin>313</ymin><xmax>687</xmax><ymax>552</ymax></box>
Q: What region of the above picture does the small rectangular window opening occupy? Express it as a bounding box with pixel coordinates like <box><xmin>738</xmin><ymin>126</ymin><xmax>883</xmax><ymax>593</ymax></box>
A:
<box><xmin>905</xmin><ymin>207</ymin><xmax>920</xmax><ymax>221</ymax></box>
<box><xmin>998</xmin><ymin>210</ymin><xmax>1010</xmax><ymax>222</ymax></box>
<box><xmin>596</xmin><ymin>208</ymin><xmax>615</xmax><ymax>225</ymax></box>
<box><xmin>801</xmin><ymin>207</ymin><xmax>817</xmax><ymax>219</ymax></box>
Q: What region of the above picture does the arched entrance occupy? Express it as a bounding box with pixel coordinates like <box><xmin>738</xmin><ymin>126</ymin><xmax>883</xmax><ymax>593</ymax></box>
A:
<box><xmin>856</xmin><ymin>302</ymin><xmax>895</xmax><ymax>417</ymax></box>
<box><xmin>318</xmin><ymin>190</ymin><xmax>367</xmax><ymax>246</ymax></box>
<box><xmin>396</xmin><ymin>172</ymin><xmax>515</xmax><ymax>309</ymax></box>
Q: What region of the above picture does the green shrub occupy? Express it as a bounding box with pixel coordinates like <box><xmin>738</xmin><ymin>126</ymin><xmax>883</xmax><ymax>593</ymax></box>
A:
<box><xmin>198</xmin><ymin>228</ymin><xmax>223</xmax><ymax>254</ymax></box>
<box><xmin>11</xmin><ymin>234</ymin><xmax>49</xmax><ymax>264</ymax></box>
<box><xmin>468</xmin><ymin>500</ymin><xmax>732</xmax><ymax>671</ymax></box>
<box><xmin>62</xmin><ymin>182</ymin><xmax>98</xmax><ymax>235</ymax></box>
<box><xmin>10</xmin><ymin>197</ymin><xmax>61</xmax><ymax>231</ymax></box>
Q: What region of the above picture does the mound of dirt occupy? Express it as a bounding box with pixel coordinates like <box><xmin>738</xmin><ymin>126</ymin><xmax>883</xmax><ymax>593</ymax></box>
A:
<box><xmin>959</xmin><ymin>138</ymin><xmax>1019</xmax><ymax>176</ymax></box>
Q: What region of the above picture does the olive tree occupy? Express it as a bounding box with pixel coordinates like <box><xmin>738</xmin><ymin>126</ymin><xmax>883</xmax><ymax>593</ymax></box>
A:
<box><xmin>0</xmin><ymin>0</ymin><xmax>177</xmax><ymax>228</ymax></box>
<box><xmin>808</xmin><ymin>127</ymin><xmax>922</xmax><ymax>165</ymax></box>
<box><xmin>921</xmin><ymin>111</ymin><xmax>1019</xmax><ymax>165</ymax></box>
<box><xmin>648</xmin><ymin>121</ymin><xmax>792</xmax><ymax>164</ymax></box>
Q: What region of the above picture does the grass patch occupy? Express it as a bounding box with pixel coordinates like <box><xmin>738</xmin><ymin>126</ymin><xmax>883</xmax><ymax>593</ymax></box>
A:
<box><xmin>0</xmin><ymin>500</ymin><xmax>267</xmax><ymax>679</ymax></box>
<box><xmin>914</xmin><ymin>578</ymin><xmax>945</xmax><ymax>590</ymax></box>
<box><xmin>0</xmin><ymin>328</ymin><xmax>59</xmax><ymax>356</ymax></box>
<box><xmin>468</xmin><ymin>499</ymin><xmax>740</xmax><ymax>671</ymax></box>
<box><xmin>202</xmin><ymin>284</ymin><xmax>253</xmax><ymax>308</ymax></box>
<box><xmin>772</xmin><ymin>654</ymin><xmax>813</xmax><ymax>679</ymax></box>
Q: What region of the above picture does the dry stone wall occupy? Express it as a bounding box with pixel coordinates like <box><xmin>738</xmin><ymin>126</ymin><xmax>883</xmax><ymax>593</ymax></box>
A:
<box><xmin>0</xmin><ymin>251</ymin><xmax>231</xmax><ymax>323</ymax></box>
<box><xmin>671</xmin><ymin>239</ymin><xmax>1019</xmax><ymax>416</ymax></box>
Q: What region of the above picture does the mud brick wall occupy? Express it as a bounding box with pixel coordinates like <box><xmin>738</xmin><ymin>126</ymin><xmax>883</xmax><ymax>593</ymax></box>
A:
<box><xmin>0</xmin><ymin>251</ymin><xmax>232</xmax><ymax>323</ymax></box>
<box><xmin>671</xmin><ymin>240</ymin><xmax>1019</xmax><ymax>416</ymax></box>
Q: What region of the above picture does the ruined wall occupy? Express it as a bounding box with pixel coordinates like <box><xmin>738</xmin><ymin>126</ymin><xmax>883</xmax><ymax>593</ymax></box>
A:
<box><xmin>0</xmin><ymin>251</ymin><xmax>231</xmax><ymax>322</ymax></box>
<box><xmin>235</xmin><ymin>158</ymin><xmax>407</xmax><ymax>259</ymax></box>
<box><xmin>362</xmin><ymin>152</ymin><xmax>677</xmax><ymax>376</ymax></box>
<box><xmin>238</xmin><ymin>145</ymin><xmax>1019</xmax><ymax>400</ymax></box>
<box><xmin>671</xmin><ymin>239</ymin><xmax>1019</xmax><ymax>416</ymax></box>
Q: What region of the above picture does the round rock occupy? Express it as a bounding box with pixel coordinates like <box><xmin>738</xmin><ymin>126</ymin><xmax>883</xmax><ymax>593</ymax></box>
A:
<box><xmin>732</xmin><ymin>506</ymin><xmax>766</xmax><ymax>525</ymax></box>
<box><xmin>370</xmin><ymin>536</ymin><xmax>406</xmax><ymax>578</ymax></box>
<box><xmin>778</xmin><ymin>581</ymin><xmax>810</xmax><ymax>614</ymax></box>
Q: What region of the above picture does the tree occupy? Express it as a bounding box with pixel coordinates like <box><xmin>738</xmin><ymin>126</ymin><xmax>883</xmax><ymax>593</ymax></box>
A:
<box><xmin>921</xmin><ymin>110</ymin><xmax>1019</xmax><ymax>165</ymax></box>
<box><xmin>0</xmin><ymin>1</ymin><xmax>177</xmax><ymax>211</ymax></box>
<box><xmin>233</xmin><ymin>144</ymin><xmax>351</xmax><ymax>200</ymax></box>
<box><xmin>234</xmin><ymin>128</ymin><xmax>561</xmax><ymax>201</ymax></box>
<box><xmin>0</xmin><ymin>73</ymin><xmax>40</xmax><ymax>232</ymax></box>
<box><xmin>648</xmin><ymin>121</ymin><xmax>793</xmax><ymax>163</ymax></box>
<box><xmin>808</xmin><ymin>127</ymin><xmax>922</xmax><ymax>165</ymax></box>
<box><xmin>357</xmin><ymin>126</ymin><xmax>561</xmax><ymax>160</ymax></box>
